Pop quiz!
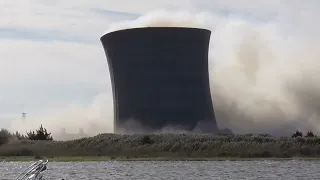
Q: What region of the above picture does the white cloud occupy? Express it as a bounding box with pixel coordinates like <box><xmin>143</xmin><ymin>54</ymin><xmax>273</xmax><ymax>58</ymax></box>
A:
<box><xmin>0</xmin><ymin>40</ymin><xmax>109</xmax><ymax>83</ymax></box>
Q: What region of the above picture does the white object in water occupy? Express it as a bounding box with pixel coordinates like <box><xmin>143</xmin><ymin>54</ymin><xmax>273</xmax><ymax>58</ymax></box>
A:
<box><xmin>15</xmin><ymin>159</ymin><xmax>48</xmax><ymax>180</ymax></box>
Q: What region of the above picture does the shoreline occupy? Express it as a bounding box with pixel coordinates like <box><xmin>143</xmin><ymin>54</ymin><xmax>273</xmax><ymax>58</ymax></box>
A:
<box><xmin>2</xmin><ymin>156</ymin><xmax>320</xmax><ymax>162</ymax></box>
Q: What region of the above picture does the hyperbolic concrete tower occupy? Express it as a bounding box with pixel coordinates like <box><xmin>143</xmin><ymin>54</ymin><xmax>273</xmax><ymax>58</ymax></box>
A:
<box><xmin>100</xmin><ymin>27</ymin><xmax>217</xmax><ymax>133</ymax></box>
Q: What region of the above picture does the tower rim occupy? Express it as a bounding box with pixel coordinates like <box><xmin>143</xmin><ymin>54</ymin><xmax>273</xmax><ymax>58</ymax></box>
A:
<box><xmin>100</xmin><ymin>27</ymin><xmax>211</xmax><ymax>40</ymax></box>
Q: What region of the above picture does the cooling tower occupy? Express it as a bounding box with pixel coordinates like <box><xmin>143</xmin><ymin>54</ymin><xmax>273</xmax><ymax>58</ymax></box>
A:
<box><xmin>100</xmin><ymin>27</ymin><xmax>217</xmax><ymax>134</ymax></box>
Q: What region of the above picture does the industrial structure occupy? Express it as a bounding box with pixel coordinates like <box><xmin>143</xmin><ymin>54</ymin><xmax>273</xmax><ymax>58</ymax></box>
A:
<box><xmin>100</xmin><ymin>27</ymin><xmax>217</xmax><ymax>133</ymax></box>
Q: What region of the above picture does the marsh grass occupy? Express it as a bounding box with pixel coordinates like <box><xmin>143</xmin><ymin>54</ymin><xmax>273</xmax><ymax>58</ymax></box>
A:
<box><xmin>1</xmin><ymin>133</ymin><xmax>320</xmax><ymax>159</ymax></box>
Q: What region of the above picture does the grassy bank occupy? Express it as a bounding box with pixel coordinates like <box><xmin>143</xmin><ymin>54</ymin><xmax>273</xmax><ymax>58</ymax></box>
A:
<box><xmin>2</xmin><ymin>156</ymin><xmax>320</xmax><ymax>162</ymax></box>
<box><xmin>1</xmin><ymin>133</ymin><xmax>320</xmax><ymax>161</ymax></box>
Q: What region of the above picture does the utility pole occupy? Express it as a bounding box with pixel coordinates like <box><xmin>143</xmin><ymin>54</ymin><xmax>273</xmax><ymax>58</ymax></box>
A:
<box><xmin>22</xmin><ymin>112</ymin><xmax>27</xmax><ymax>122</ymax></box>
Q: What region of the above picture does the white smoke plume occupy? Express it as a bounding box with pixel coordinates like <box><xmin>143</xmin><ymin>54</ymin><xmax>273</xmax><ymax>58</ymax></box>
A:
<box><xmin>105</xmin><ymin>10</ymin><xmax>214</xmax><ymax>33</ymax></box>
<box><xmin>105</xmin><ymin>9</ymin><xmax>320</xmax><ymax>136</ymax></box>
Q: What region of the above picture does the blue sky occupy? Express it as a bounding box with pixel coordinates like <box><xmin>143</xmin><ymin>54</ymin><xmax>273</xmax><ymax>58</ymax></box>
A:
<box><xmin>1</xmin><ymin>0</ymin><xmax>320</xmax><ymax>137</ymax></box>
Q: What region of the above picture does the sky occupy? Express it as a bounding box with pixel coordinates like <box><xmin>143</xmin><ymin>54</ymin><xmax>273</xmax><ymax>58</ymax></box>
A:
<box><xmin>1</xmin><ymin>0</ymin><xmax>320</xmax><ymax>138</ymax></box>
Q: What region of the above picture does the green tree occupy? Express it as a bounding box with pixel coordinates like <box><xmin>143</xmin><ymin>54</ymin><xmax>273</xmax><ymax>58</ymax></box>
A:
<box><xmin>13</xmin><ymin>131</ymin><xmax>26</xmax><ymax>140</ymax></box>
<box><xmin>305</xmin><ymin>131</ymin><xmax>315</xmax><ymax>138</ymax></box>
<box><xmin>26</xmin><ymin>124</ymin><xmax>53</xmax><ymax>140</ymax></box>
<box><xmin>292</xmin><ymin>130</ymin><xmax>303</xmax><ymax>138</ymax></box>
<box><xmin>0</xmin><ymin>128</ymin><xmax>11</xmax><ymax>145</ymax></box>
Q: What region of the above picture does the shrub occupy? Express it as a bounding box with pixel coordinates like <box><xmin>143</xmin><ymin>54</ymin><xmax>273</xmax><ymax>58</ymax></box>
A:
<box><xmin>0</xmin><ymin>147</ymin><xmax>34</xmax><ymax>156</ymax></box>
<box><xmin>261</xmin><ymin>151</ymin><xmax>272</xmax><ymax>157</ymax></box>
<box><xmin>141</xmin><ymin>135</ymin><xmax>153</xmax><ymax>145</ymax></box>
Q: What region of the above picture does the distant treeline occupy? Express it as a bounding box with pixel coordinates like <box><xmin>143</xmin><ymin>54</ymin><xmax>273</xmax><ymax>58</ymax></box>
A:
<box><xmin>0</xmin><ymin>125</ymin><xmax>320</xmax><ymax>158</ymax></box>
<box><xmin>0</xmin><ymin>125</ymin><xmax>52</xmax><ymax>145</ymax></box>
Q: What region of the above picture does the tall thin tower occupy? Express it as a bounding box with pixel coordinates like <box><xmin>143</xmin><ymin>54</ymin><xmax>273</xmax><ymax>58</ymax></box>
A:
<box><xmin>22</xmin><ymin>112</ymin><xmax>27</xmax><ymax>122</ymax></box>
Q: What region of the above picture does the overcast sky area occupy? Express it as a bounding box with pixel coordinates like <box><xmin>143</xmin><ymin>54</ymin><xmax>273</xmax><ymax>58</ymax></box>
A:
<box><xmin>1</xmin><ymin>0</ymin><xmax>320</xmax><ymax>137</ymax></box>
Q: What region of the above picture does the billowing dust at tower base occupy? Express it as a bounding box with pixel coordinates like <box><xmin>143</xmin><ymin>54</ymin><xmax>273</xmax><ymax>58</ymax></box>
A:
<box><xmin>100</xmin><ymin>27</ymin><xmax>217</xmax><ymax>134</ymax></box>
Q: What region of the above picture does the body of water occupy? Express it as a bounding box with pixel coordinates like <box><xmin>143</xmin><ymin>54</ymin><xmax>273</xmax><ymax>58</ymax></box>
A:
<box><xmin>1</xmin><ymin>160</ymin><xmax>320</xmax><ymax>179</ymax></box>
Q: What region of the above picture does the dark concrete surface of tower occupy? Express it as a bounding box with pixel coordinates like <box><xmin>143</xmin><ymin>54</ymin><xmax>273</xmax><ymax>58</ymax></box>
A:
<box><xmin>100</xmin><ymin>27</ymin><xmax>217</xmax><ymax>134</ymax></box>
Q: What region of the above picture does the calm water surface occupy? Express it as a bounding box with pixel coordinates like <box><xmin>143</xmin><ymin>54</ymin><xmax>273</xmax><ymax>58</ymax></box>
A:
<box><xmin>1</xmin><ymin>160</ymin><xmax>320</xmax><ymax>180</ymax></box>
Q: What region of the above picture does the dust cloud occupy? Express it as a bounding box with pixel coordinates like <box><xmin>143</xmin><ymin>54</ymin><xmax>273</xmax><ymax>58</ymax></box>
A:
<box><xmin>106</xmin><ymin>9</ymin><xmax>320</xmax><ymax>136</ymax></box>
<box><xmin>10</xmin><ymin>7</ymin><xmax>320</xmax><ymax>139</ymax></box>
